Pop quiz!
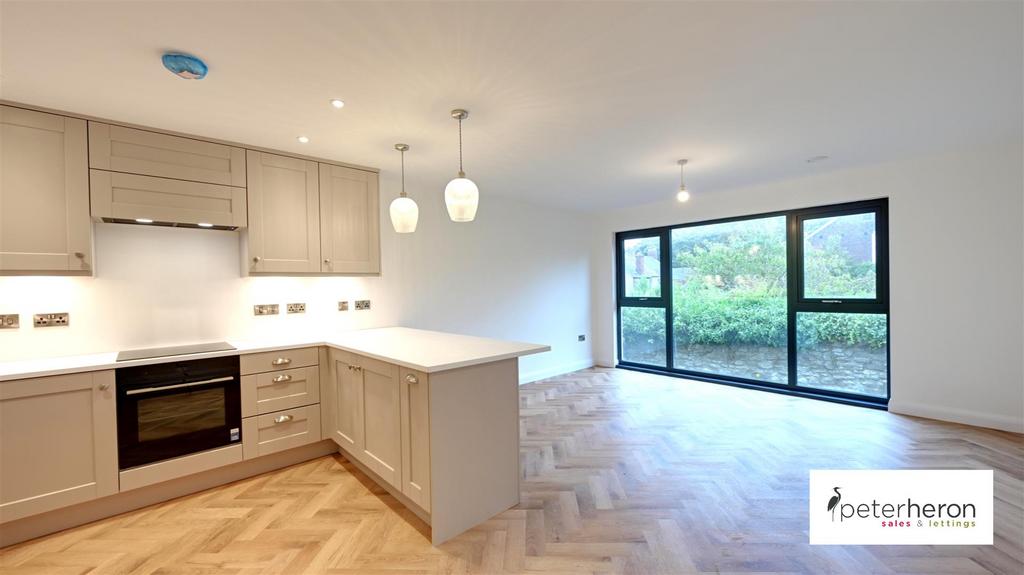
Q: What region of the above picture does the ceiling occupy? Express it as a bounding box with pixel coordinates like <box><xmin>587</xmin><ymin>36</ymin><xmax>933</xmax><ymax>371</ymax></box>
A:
<box><xmin>1</xmin><ymin>1</ymin><xmax>1020</xmax><ymax>211</ymax></box>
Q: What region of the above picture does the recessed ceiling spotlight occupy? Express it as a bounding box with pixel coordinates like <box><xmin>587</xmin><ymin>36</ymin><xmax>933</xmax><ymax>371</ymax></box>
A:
<box><xmin>807</xmin><ymin>155</ymin><xmax>830</xmax><ymax>163</ymax></box>
<box><xmin>135</xmin><ymin>218</ymin><xmax>154</xmax><ymax>224</ymax></box>
<box><xmin>329</xmin><ymin>99</ymin><xmax>345</xmax><ymax>109</ymax></box>
<box><xmin>197</xmin><ymin>222</ymin><xmax>214</xmax><ymax>228</ymax></box>
<box><xmin>297</xmin><ymin>135</ymin><xmax>310</xmax><ymax>144</ymax></box>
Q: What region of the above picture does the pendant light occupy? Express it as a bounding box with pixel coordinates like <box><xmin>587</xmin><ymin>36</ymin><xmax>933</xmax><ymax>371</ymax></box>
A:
<box><xmin>390</xmin><ymin>143</ymin><xmax>419</xmax><ymax>233</ymax></box>
<box><xmin>444</xmin><ymin>108</ymin><xmax>479</xmax><ymax>222</ymax></box>
<box><xmin>676</xmin><ymin>159</ymin><xmax>691</xmax><ymax>203</ymax></box>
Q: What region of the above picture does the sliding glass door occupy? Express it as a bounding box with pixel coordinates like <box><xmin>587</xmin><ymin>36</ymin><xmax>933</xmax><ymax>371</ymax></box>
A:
<box><xmin>616</xmin><ymin>199</ymin><xmax>889</xmax><ymax>404</ymax></box>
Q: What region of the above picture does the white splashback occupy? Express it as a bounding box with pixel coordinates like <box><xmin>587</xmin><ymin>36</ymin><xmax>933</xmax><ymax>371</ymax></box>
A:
<box><xmin>0</xmin><ymin>223</ymin><xmax>396</xmax><ymax>360</ymax></box>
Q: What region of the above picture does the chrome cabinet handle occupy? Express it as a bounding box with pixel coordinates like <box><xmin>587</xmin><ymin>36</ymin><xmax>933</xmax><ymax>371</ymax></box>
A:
<box><xmin>272</xmin><ymin>374</ymin><xmax>292</xmax><ymax>383</ymax></box>
<box><xmin>274</xmin><ymin>414</ymin><xmax>293</xmax><ymax>424</ymax></box>
<box><xmin>272</xmin><ymin>357</ymin><xmax>291</xmax><ymax>366</ymax></box>
<box><xmin>99</xmin><ymin>383</ymin><xmax>110</xmax><ymax>391</ymax></box>
<box><xmin>405</xmin><ymin>374</ymin><xmax>418</xmax><ymax>385</ymax></box>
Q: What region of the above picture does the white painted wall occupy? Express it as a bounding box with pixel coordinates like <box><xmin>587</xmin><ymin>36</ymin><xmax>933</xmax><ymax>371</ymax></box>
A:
<box><xmin>591</xmin><ymin>139</ymin><xmax>1024</xmax><ymax>432</ymax></box>
<box><xmin>394</xmin><ymin>191</ymin><xmax>593</xmax><ymax>382</ymax></box>
<box><xmin>0</xmin><ymin>173</ymin><xmax>593</xmax><ymax>384</ymax></box>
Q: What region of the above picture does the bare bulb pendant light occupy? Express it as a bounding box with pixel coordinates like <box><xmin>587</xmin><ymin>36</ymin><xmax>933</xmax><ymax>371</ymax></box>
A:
<box><xmin>390</xmin><ymin>144</ymin><xmax>419</xmax><ymax>233</ymax></box>
<box><xmin>676</xmin><ymin>159</ymin><xmax>691</xmax><ymax>203</ymax></box>
<box><xmin>444</xmin><ymin>109</ymin><xmax>479</xmax><ymax>222</ymax></box>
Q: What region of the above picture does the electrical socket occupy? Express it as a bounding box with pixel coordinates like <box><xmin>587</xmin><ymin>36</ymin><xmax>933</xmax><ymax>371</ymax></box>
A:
<box><xmin>0</xmin><ymin>314</ymin><xmax>19</xmax><ymax>329</ymax></box>
<box><xmin>254</xmin><ymin>304</ymin><xmax>279</xmax><ymax>316</ymax></box>
<box><xmin>355</xmin><ymin>300</ymin><xmax>371</xmax><ymax>311</ymax></box>
<box><xmin>338</xmin><ymin>301</ymin><xmax>349</xmax><ymax>311</ymax></box>
<box><xmin>34</xmin><ymin>313</ymin><xmax>69</xmax><ymax>327</ymax></box>
<box><xmin>578</xmin><ymin>334</ymin><xmax>586</xmax><ymax>342</ymax></box>
<box><xmin>287</xmin><ymin>303</ymin><xmax>306</xmax><ymax>314</ymax></box>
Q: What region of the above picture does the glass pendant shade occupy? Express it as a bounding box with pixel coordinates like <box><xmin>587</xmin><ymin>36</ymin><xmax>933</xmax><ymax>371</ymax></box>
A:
<box><xmin>445</xmin><ymin>175</ymin><xmax>479</xmax><ymax>222</ymax></box>
<box><xmin>390</xmin><ymin>195</ymin><xmax>419</xmax><ymax>233</ymax></box>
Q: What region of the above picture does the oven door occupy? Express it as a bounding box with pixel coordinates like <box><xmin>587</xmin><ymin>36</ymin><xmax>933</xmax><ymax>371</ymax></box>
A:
<box><xmin>117</xmin><ymin>366</ymin><xmax>241</xmax><ymax>470</ymax></box>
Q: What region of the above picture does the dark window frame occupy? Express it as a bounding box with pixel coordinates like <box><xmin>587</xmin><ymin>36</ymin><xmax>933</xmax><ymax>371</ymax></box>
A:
<box><xmin>615</xmin><ymin>198</ymin><xmax>890</xmax><ymax>407</ymax></box>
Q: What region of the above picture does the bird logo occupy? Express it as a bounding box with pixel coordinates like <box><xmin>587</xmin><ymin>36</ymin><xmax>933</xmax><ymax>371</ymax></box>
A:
<box><xmin>827</xmin><ymin>487</ymin><xmax>842</xmax><ymax>520</ymax></box>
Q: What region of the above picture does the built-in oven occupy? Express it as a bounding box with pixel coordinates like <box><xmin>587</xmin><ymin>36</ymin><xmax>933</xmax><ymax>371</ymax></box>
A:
<box><xmin>116</xmin><ymin>355</ymin><xmax>241</xmax><ymax>470</ymax></box>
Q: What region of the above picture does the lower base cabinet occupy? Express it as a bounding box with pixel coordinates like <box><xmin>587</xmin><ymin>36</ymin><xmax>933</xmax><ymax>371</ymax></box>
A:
<box><xmin>0</xmin><ymin>371</ymin><xmax>117</xmax><ymax>523</ymax></box>
<box><xmin>324</xmin><ymin>350</ymin><xmax>522</xmax><ymax>545</ymax></box>
<box><xmin>242</xmin><ymin>405</ymin><xmax>321</xmax><ymax>459</ymax></box>
<box><xmin>325</xmin><ymin>349</ymin><xmax>406</xmax><ymax>490</ymax></box>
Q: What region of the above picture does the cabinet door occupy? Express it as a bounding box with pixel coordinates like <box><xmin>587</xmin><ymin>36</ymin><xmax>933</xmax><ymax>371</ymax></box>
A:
<box><xmin>88</xmin><ymin>122</ymin><xmax>246</xmax><ymax>187</ymax></box>
<box><xmin>319</xmin><ymin>164</ymin><xmax>380</xmax><ymax>274</ymax></box>
<box><xmin>0</xmin><ymin>371</ymin><xmax>117</xmax><ymax>522</ymax></box>
<box><xmin>327</xmin><ymin>348</ymin><xmax>363</xmax><ymax>452</ymax></box>
<box><xmin>246</xmin><ymin>151</ymin><xmax>320</xmax><ymax>273</ymax></box>
<box><xmin>0</xmin><ymin>106</ymin><xmax>91</xmax><ymax>273</ymax></box>
<box><xmin>357</xmin><ymin>355</ymin><xmax>401</xmax><ymax>488</ymax></box>
<box><xmin>90</xmin><ymin>170</ymin><xmax>247</xmax><ymax>228</ymax></box>
<box><xmin>400</xmin><ymin>367</ymin><xmax>431</xmax><ymax>512</ymax></box>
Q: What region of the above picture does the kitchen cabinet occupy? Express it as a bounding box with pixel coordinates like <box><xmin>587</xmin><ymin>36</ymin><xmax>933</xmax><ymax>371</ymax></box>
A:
<box><xmin>326</xmin><ymin>348</ymin><xmax>402</xmax><ymax>489</ymax></box>
<box><xmin>399</xmin><ymin>367</ymin><xmax>431</xmax><ymax>512</ymax></box>
<box><xmin>89</xmin><ymin>170</ymin><xmax>247</xmax><ymax>228</ymax></box>
<box><xmin>241</xmin><ymin>365</ymin><xmax>320</xmax><ymax>417</ymax></box>
<box><xmin>242</xmin><ymin>405</ymin><xmax>321</xmax><ymax>459</ymax></box>
<box><xmin>88</xmin><ymin>122</ymin><xmax>246</xmax><ymax>187</ymax></box>
<box><xmin>319</xmin><ymin>163</ymin><xmax>380</xmax><ymax>274</ymax></box>
<box><xmin>0</xmin><ymin>105</ymin><xmax>91</xmax><ymax>273</ymax></box>
<box><xmin>0</xmin><ymin>371</ymin><xmax>117</xmax><ymax>522</ymax></box>
<box><xmin>245</xmin><ymin>150</ymin><xmax>321</xmax><ymax>273</ymax></box>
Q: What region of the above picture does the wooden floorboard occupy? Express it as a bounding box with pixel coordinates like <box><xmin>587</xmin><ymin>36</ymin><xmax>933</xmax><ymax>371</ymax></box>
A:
<box><xmin>1</xmin><ymin>367</ymin><xmax>1021</xmax><ymax>574</ymax></box>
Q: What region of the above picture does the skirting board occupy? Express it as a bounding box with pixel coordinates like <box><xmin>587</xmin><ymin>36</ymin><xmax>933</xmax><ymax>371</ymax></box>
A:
<box><xmin>889</xmin><ymin>400</ymin><xmax>1024</xmax><ymax>434</ymax></box>
<box><xmin>519</xmin><ymin>358</ymin><xmax>594</xmax><ymax>385</ymax></box>
<box><xmin>0</xmin><ymin>440</ymin><xmax>337</xmax><ymax>548</ymax></box>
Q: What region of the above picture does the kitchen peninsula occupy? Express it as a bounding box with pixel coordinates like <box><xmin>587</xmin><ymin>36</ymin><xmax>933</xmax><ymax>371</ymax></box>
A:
<box><xmin>0</xmin><ymin>327</ymin><xmax>549</xmax><ymax>547</ymax></box>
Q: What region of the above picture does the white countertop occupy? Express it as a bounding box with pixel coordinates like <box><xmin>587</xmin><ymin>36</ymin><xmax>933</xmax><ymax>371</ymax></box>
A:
<box><xmin>0</xmin><ymin>327</ymin><xmax>550</xmax><ymax>382</ymax></box>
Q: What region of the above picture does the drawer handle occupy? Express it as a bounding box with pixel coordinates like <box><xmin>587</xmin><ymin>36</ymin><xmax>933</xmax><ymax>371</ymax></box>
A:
<box><xmin>347</xmin><ymin>365</ymin><xmax>362</xmax><ymax>372</ymax></box>
<box><xmin>98</xmin><ymin>383</ymin><xmax>110</xmax><ymax>391</ymax></box>
<box><xmin>405</xmin><ymin>374</ymin><xmax>419</xmax><ymax>385</ymax></box>
<box><xmin>274</xmin><ymin>414</ymin><xmax>294</xmax><ymax>424</ymax></box>
<box><xmin>272</xmin><ymin>374</ymin><xmax>292</xmax><ymax>383</ymax></box>
<box><xmin>272</xmin><ymin>358</ymin><xmax>292</xmax><ymax>366</ymax></box>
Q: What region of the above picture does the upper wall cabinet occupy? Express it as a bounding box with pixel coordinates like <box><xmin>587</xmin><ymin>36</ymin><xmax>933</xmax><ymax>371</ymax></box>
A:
<box><xmin>88</xmin><ymin>123</ymin><xmax>246</xmax><ymax>187</ymax></box>
<box><xmin>246</xmin><ymin>151</ymin><xmax>321</xmax><ymax>273</ymax></box>
<box><xmin>0</xmin><ymin>106</ymin><xmax>92</xmax><ymax>274</ymax></box>
<box><xmin>90</xmin><ymin>170</ymin><xmax>247</xmax><ymax>228</ymax></box>
<box><xmin>320</xmin><ymin>163</ymin><xmax>380</xmax><ymax>274</ymax></box>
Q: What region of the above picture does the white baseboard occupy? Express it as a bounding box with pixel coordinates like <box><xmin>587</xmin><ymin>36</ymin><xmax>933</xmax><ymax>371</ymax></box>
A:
<box><xmin>889</xmin><ymin>400</ymin><xmax>1024</xmax><ymax>434</ymax></box>
<box><xmin>519</xmin><ymin>358</ymin><xmax>594</xmax><ymax>385</ymax></box>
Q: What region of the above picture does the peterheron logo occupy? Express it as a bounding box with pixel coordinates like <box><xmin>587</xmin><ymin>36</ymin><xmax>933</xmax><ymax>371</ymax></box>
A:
<box><xmin>809</xmin><ymin>470</ymin><xmax>993</xmax><ymax>545</ymax></box>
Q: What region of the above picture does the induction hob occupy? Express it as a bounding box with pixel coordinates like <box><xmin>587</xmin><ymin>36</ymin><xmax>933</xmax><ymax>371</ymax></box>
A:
<box><xmin>116</xmin><ymin>341</ymin><xmax>236</xmax><ymax>362</ymax></box>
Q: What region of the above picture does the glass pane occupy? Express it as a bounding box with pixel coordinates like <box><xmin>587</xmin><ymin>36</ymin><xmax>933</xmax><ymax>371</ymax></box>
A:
<box><xmin>802</xmin><ymin>212</ymin><xmax>877</xmax><ymax>299</ymax></box>
<box><xmin>137</xmin><ymin>388</ymin><xmax>226</xmax><ymax>442</ymax></box>
<box><xmin>623</xmin><ymin>236</ymin><xmax>661</xmax><ymax>297</ymax></box>
<box><xmin>797</xmin><ymin>312</ymin><xmax>888</xmax><ymax>398</ymax></box>
<box><xmin>671</xmin><ymin>216</ymin><xmax>788</xmax><ymax>382</ymax></box>
<box><xmin>620</xmin><ymin>307</ymin><xmax>666</xmax><ymax>366</ymax></box>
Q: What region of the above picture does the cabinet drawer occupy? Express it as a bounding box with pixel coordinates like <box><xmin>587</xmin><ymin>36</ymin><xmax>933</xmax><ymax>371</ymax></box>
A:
<box><xmin>89</xmin><ymin>122</ymin><xmax>246</xmax><ymax>186</ymax></box>
<box><xmin>241</xmin><ymin>366</ymin><xmax>319</xmax><ymax>417</ymax></box>
<box><xmin>240</xmin><ymin>347</ymin><xmax>318</xmax><ymax>375</ymax></box>
<box><xmin>90</xmin><ymin>170</ymin><xmax>247</xmax><ymax>228</ymax></box>
<box><xmin>242</xmin><ymin>405</ymin><xmax>321</xmax><ymax>459</ymax></box>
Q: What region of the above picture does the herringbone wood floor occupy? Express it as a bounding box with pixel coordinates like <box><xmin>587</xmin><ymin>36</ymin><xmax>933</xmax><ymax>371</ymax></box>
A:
<box><xmin>1</xmin><ymin>368</ymin><xmax>1021</xmax><ymax>574</ymax></box>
